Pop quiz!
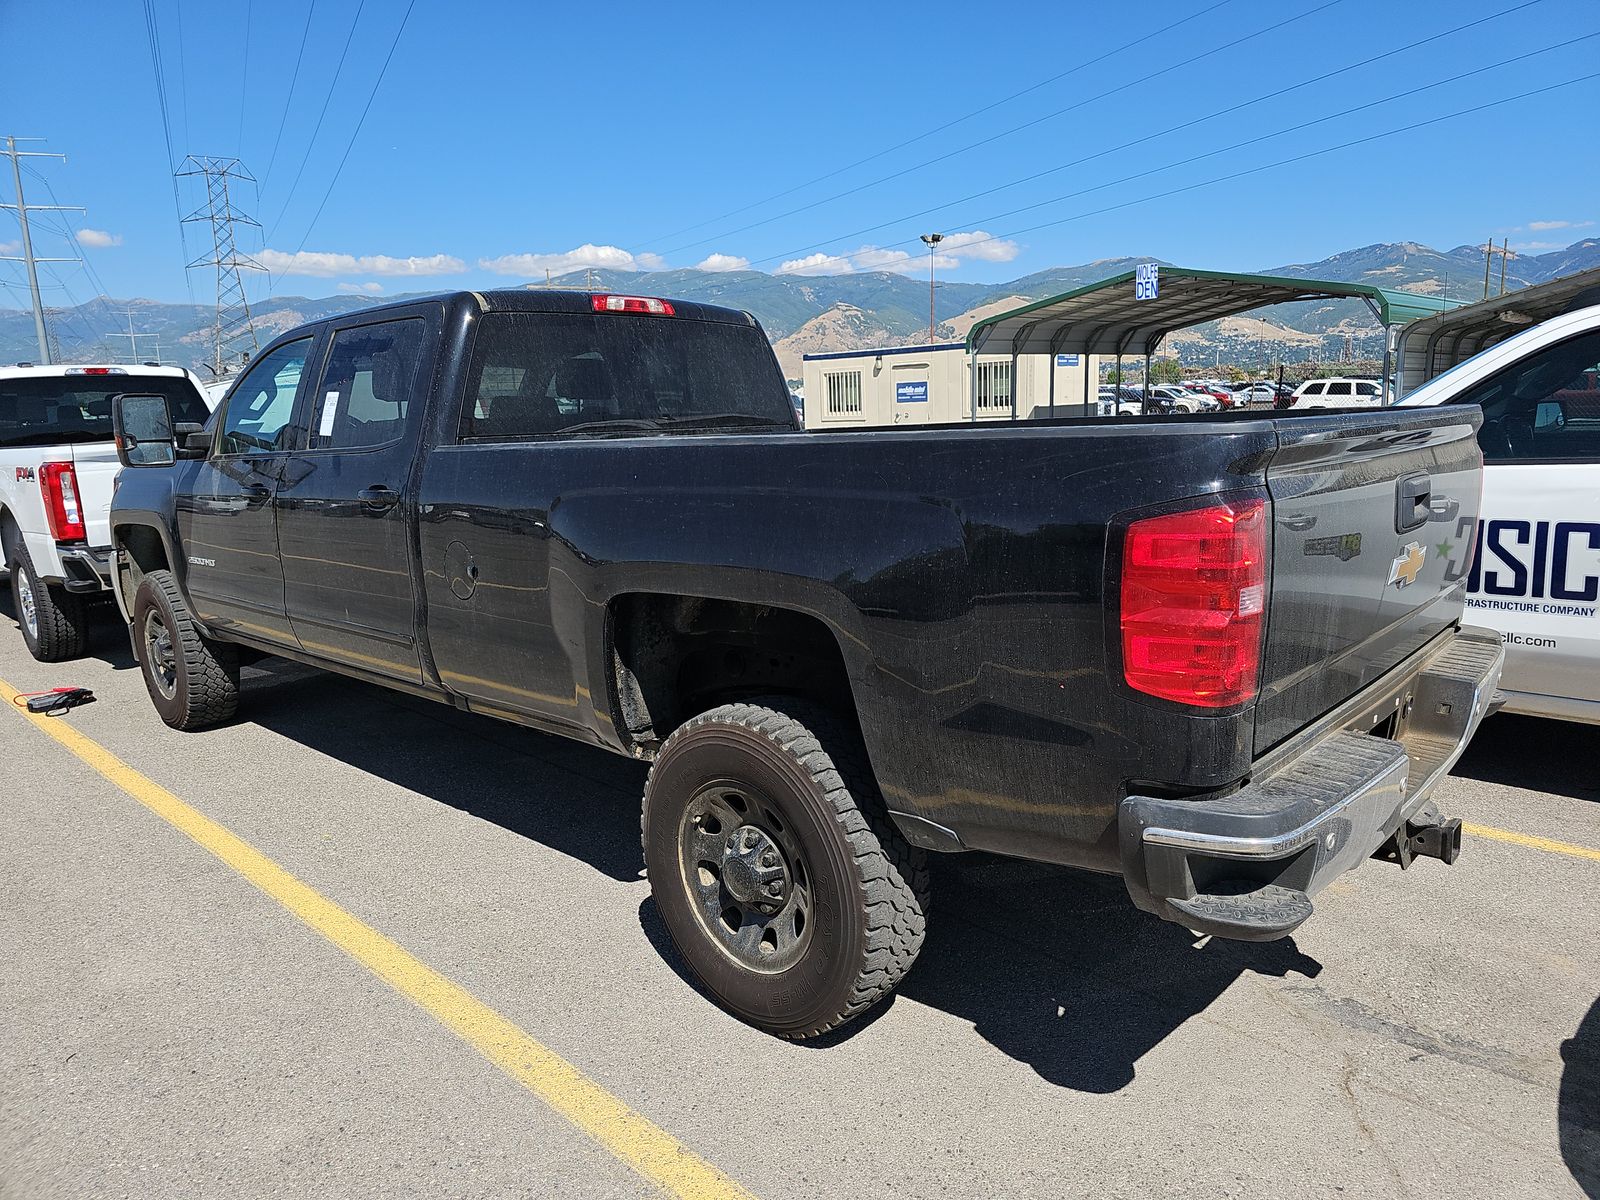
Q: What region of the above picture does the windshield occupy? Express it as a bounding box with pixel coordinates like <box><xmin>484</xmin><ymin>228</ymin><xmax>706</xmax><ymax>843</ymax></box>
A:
<box><xmin>0</xmin><ymin>374</ymin><xmax>211</xmax><ymax>448</ymax></box>
<box><xmin>460</xmin><ymin>312</ymin><xmax>794</xmax><ymax>439</ymax></box>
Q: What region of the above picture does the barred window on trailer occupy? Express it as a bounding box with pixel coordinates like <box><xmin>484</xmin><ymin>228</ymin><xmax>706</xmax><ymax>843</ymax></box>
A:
<box><xmin>824</xmin><ymin>370</ymin><xmax>863</xmax><ymax>416</ymax></box>
<box><xmin>977</xmin><ymin>360</ymin><xmax>1012</xmax><ymax>410</ymax></box>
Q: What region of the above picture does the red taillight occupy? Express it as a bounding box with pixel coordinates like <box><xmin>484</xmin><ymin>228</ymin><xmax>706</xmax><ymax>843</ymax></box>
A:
<box><xmin>591</xmin><ymin>294</ymin><xmax>675</xmax><ymax>316</ymax></box>
<box><xmin>39</xmin><ymin>461</ymin><xmax>87</xmax><ymax>543</ymax></box>
<box><xmin>1121</xmin><ymin>496</ymin><xmax>1268</xmax><ymax>708</ymax></box>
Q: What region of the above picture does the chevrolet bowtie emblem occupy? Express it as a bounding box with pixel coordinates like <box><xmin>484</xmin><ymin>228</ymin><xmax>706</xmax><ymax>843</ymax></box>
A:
<box><xmin>1388</xmin><ymin>541</ymin><xmax>1426</xmax><ymax>589</ymax></box>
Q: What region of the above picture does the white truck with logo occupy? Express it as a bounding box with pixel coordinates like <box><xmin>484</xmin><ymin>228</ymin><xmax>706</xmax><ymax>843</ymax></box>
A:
<box><xmin>0</xmin><ymin>364</ymin><xmax>212</xmax><ymax>660</ymax></box>
<box><xmin>1400</xmin><ymin>303</ymin><xmax>1600</xmax><ymax>724</ymax></box>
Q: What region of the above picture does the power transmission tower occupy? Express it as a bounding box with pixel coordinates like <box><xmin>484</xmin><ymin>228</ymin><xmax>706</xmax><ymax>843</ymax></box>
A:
<box><xmin>178</xmin><ymin>156</ymin><xmax>264</xmax><ymax>378</ymax></box>
<box><xmin>0</xmin><ymin>135</ymin><xmax>83</xmax><ymax>365</ymax></box>
<box><xmin>110</xmin><ymin>309</ymin><xmax>162</xmax><ymax>364</ymax></box>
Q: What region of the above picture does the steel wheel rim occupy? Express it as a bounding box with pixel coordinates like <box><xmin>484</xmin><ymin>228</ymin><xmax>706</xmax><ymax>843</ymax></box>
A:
<box><xmin>677</xmin><ymin>781</ymin><xmax>814</xmax><ymax>974</ymax></box>
<box><xmin>15</xmin><ymin>568</ymin><xmax>37</xmax><ymax>639</ymax></box>
<box><xmin>143</xmin><ymin>609</ymin><xmax>178</xmax><ymax>699</ymax></box>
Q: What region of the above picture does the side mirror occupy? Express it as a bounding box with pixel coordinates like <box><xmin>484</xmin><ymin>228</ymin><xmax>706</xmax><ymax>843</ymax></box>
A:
<box><xmin>111</xmin><ymin>393</ymin><xmax>177</xmax><ymax>468</ymax></box>
<box><xmin>175</xmin><ymin>422</ymin><xmax>211</xmax><ymax>458</ymax></box>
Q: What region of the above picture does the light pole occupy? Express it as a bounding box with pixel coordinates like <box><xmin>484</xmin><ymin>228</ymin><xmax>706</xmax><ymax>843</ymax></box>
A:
<box><xmin>920</xmin><ymin>233</ymin><xmax>944</xmax><ymax>341</ymax></box>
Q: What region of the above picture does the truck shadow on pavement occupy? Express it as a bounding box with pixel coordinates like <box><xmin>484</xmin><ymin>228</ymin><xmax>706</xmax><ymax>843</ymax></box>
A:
<box><xmin>1564</xmin><ymin>996</ymin><xmax>1600</xmax><ymax>1199</ymax></box>
<box><xmin>225</xmin><ymin>658</ymin><xmax>1324</xmax><ymax>1092</ymax></box>
<box><xmin>238</xmin><ymin>659</ymin><xmax>652</xmax><ymax>883</ymax></box>
<box><xmin>643</xmin><ymin>852</ymin><xmax>1323</xmax><ymax>1093</ymax></box>
<box><xmin>1451</xmin><ymin>712</ymin><xmax>1599</xmax><ymax>804</ymax></box>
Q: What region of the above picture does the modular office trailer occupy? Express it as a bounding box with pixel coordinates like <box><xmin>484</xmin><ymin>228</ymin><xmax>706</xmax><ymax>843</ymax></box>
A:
<box><xmin>801</xmin><ymin>343</ymin><xmax>1102</xmax><ymax>429</ymax></box>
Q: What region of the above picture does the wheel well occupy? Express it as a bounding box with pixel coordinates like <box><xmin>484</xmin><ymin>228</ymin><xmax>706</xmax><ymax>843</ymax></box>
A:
<box><xmin>114</xmin><ymin>524</ymin><xmax>170</xmax><ymax>609</ymax></box>
<box><xmin>609</xmin><ymin>594</ymin><xmax>858</xmax><ymax>751</ymax></box>
<box><xmin>0</xmin><ymin>505</ymin><xmax>16</xmax><ymax>561</ymax></box>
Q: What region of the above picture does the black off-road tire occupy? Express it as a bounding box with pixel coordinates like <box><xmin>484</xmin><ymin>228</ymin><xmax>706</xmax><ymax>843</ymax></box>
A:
<box><xmin>9</xmin><ymin>542</ymin><xmax>89</xmax><ymax>662</ymax></box>
<box><xmin>132</xmin><ymin>569</ymin><xmax>239</xmax><ymax>730</ymax></box>
<box><xmin>642</xmin><ymin>696</ymin><xmax>930</xmax><ymax>1039</ymax></box>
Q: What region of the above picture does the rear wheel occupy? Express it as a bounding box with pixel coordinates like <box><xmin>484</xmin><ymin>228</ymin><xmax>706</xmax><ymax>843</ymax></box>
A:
<box><xmin>8</xmin><ymin>543</ymin><xmax>88</xmax><ymax>662</ymax></box>
<box><xmin>132</xmin><ymin>569</ymin><xmax>239</xmax><ymax>730</ymax></box>
<box><xmin>642</xmin><ymin>697</ymin><xmax>929</xmax><ymax>1039</ymax></box>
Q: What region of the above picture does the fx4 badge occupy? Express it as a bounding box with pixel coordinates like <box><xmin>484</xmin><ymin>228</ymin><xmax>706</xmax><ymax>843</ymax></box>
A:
<box><xmin>14</xmin><ymin>466</ymin><xmax>34</xmax><ymax>482</ymax></box>
<box><xmin>1388</xmin><ymin>541</ymin><xmax>1426</xmax><ymax>589</ymax></box>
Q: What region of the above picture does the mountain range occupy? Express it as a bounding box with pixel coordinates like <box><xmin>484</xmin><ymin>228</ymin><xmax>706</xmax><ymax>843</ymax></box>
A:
<box><xmin>6</xmin><ymin>238</ymin><xmax>1596</xmax><ymax>382</ymax></box>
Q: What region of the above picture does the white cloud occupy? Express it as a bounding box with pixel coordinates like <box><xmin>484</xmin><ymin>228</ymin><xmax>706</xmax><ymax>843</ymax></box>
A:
<box><xmin>259</xmin><ymin>249</ymin><xmax>467</xmax><ymax>278</ymax></box>
<box><xmin>77</xmin><ymin>228</ymin><xmax>122</xmax><ymax>248</ymax></box>
<box><xmin>777</xmin><ymin>252</ymin><xmax>856</xmax><ymax>276</ymax></box>
<box><xmin>634</xmin><ymin>251</ymin><xmax>668</xmax><ymax>271</ymax></box>
<box><xmin>938</xmin><ymin>230</ymin><xmax>1020</xmax><ymax>262</ymax></box>
<box><xmin>1527</xmin><ymin>219</ymin><xmax>1594</xmax><ymax>232</ymax></box>
<box><xmin>777</xmin><ymin>231</ymin><xmax>1021</xmax><ymax>277</ymax></box>
<box><xmin>0</xmin><ymin>240</ymin><xmax>18</xmax><ymax>255</ymax></box>
<box><xmin>478</xmin><ymin>244</ymin><xmax>648</xmax><ymax>277</ymax></box>
<box><xmin>694</xmin><ymin>253</ymin><xmax>751</xmax><ymax>272</ymax></box>
<box><xmin>1511</xmin><ymin>241</ymin><xmax>1564</xmax><ymax>252</ymax></box>
<box><xmin>337</xmin><ymin>281</ymin><xmax>385</xmax><ymax>295</ymax></box>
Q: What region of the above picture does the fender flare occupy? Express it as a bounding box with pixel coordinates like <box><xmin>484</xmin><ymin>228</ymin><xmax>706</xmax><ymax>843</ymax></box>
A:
<box><xmin>108</xmin><ymin>509</ymin><xmax>195</xmax><ymax>626</ymax></box>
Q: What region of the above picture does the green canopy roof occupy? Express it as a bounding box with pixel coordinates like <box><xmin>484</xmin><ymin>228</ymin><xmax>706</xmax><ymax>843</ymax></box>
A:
<box><xmin>967</xmin><ymin>266</ymin><xmax>1462</xmax><ymax>358</ymax></box>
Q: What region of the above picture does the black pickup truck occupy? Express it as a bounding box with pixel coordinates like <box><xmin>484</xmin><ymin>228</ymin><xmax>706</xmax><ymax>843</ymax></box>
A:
<box><xmin>108</xmin><ymin>290</ymin><xmax>1503</xmax><ymax>1038</ymax></box>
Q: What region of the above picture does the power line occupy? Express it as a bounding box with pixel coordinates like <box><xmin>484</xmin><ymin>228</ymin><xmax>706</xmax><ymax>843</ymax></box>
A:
<box><xmin>141</xmin><ymin>0</ymin><xmax>197</xmax><ymax>307</ymax></box>
<box><xmin>292</xmin><ymin>0</ymin><xmax>416</xmax><ymax>253</ymax></box>
<box><xmin>172</xmin><ymin>0</ymin><xmax>192</xmax><ymax>154</ymax></box>
<box><xmin>751</xmin><ymin>0</ymin><xmax>1552</xmax><ymax>271</ymax></box>
<box><xmin>654</xmin><ymin>0</ymin><xmax>1344</xmax><ymax>259</ymax></box>
<box><xmin>237</xmin><ymin>0</ymin><xmax>253</xmax><ymax>156</ymax></box>
<box><xmin>268</xmin><ymin>0</ymin><xmax>367</xmax><ymax>240</ymax></box>
<box><xmin>642</xmin><ymin>0</ymin><xmax>1238</xmax><ymax>247</ymax></box>
<box><xmin>777</xmin><ymin>70</ymin><xmax>1600</xmax><ymax>275</ymax></box>
<box><xmin>261</xmin><ymin>0</ymin><xmax>318</xmax><ymax>192</ymax></box>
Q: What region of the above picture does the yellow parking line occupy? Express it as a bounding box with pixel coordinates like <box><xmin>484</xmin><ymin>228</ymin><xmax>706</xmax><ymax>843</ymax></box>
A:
<box><xmin>1</xmin><ymin>678</ymin><xmax>755</xmax><ymax>1200</ymax></box>
<box><xmin>1464</xmin><ymin>822</ymin><xmax>1600</xmax><ymax>863</ymax></box>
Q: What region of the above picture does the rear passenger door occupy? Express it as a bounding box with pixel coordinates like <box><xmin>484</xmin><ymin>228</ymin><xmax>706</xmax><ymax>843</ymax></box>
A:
<box><xmin>275</xmin><ymin>310</ymin><xmax>436</xmax><ymax>682</ymax></box>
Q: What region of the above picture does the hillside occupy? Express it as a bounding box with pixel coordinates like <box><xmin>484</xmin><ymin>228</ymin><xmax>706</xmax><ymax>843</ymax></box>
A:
<box><xmin>5</xmin><ymin>238</ymin><xmax>1596</xmax><ymax>376</ymax></box>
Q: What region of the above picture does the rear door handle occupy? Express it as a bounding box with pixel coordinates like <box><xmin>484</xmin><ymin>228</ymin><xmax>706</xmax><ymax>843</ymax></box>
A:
<box><xmin>240</xmin><ymin>484</ymin><xmax>271</xmax><ymax>501</ymax></box>
<box><xmin>358</xmin><ymin>485</ymin><xmax>398</xmax><ymax>513</ymax></box>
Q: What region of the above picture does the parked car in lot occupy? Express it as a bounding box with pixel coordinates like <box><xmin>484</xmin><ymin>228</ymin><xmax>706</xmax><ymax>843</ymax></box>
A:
<box><xmin>1400</xmin><ymin>301</ymin><xmax>1600</xmax><ymax>724</ymax></box>
<box><xmin>0</xmin><ymin>363</ymin><xmax>212</xmax><ymax>660</ymax></box>
<box><xmin>1290</xmin><ymin>377</ymin><xmax>1384</xmax><ymax>409</ymax></box>
<box><xmin>1097</xmin><ymin>386</ymin><xmax>1142</xmax><ymax>415</ymax></box>
<box><xmin>1148</xmin><ymin>385</ymin><xmax>1220</xmax><ymax>413</ymax></box>
<box><xmin>107</xmin><ymin>289</ymin><xmax>1502</xmax><ymax>1037</ymax></box>
<box><xmin>1229</xmin><ymin>382</ymin><xmax>1278</xmax><ymax>407</ymax></box>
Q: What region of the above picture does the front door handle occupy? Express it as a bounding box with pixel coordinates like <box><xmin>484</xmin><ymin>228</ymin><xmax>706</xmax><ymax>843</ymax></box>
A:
<box><xmin>240</xmin><ymin>484</ymin><xmax>271</xmax><ymax>501</ymax></box>
<box><xmin>358</xmin><ymin>485</ymin><xmax>398</xmax><ymax>513</ymax></box>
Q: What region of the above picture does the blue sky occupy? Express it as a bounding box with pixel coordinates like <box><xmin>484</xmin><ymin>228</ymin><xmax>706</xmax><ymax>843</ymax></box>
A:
<box><xmin>2</xmin><ymin>0</ymin><xmax>1596</xmax><ymax>305</ymax></box>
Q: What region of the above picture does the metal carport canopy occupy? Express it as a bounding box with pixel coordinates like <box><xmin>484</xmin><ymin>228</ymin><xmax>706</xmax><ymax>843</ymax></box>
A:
<box><xmin>1396</xmin><ymin>265</ymin><xmax>1600</xmax><ymax>393</ymax></box>
<box><xmin>965</xmin><ymin>266</ymin><xmax>1459</xmax><ymax>358</ymax></box>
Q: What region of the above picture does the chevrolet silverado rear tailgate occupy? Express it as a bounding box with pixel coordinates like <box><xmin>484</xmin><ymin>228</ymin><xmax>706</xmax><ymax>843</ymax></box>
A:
<box><xmin>1256</xmin><ymin>405</ymin><xmax>1483</xmax><ymax>752</ymax></box>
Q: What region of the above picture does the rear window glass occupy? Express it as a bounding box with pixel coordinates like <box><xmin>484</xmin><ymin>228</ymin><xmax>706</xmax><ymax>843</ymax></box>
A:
<box><xmin>459</xmin><ymin>312</ymin><xmax>793</xmax><ymax>440</ymax></box>
<box><xmin>0</xmin><ymin>374</ymin><xmax>210</xmax><ymax>448</ymax></box>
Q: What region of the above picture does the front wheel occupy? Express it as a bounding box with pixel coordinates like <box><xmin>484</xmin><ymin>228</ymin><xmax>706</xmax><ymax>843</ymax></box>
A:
<box><xmin>642</xmin><ymin>698</ymin><xmax>929</xmax><ymax>1039</ymax></box>
<box><xmin>132</xmin><ymin>569</ymin><xmax>239</xmax><ymax>730</ymax></box>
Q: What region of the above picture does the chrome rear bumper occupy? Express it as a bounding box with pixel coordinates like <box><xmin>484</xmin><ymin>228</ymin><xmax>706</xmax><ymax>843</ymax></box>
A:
<box><xmin>1118</xmin><ymin>625</ymin><xmax>1505</xmax><ymax>940</ymax></box>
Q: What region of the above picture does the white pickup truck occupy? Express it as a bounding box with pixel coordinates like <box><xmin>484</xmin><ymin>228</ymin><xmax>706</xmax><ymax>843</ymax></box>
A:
<box><xmin>1</xmin><ymin>364</ymin><xmax>212</xmax><ymax>660</ymax></box>
<box><xmin>1400</xmin><ymin>302</ymin><xmax>1600</xmax><ymax>725</ymax></box>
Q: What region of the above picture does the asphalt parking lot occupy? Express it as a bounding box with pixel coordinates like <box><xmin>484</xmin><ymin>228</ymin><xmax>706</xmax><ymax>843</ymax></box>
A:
<box><xmin>2</xmin><ymin>596</ymin><xmax>1596</xmax><ymax>1200</ymax></box>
